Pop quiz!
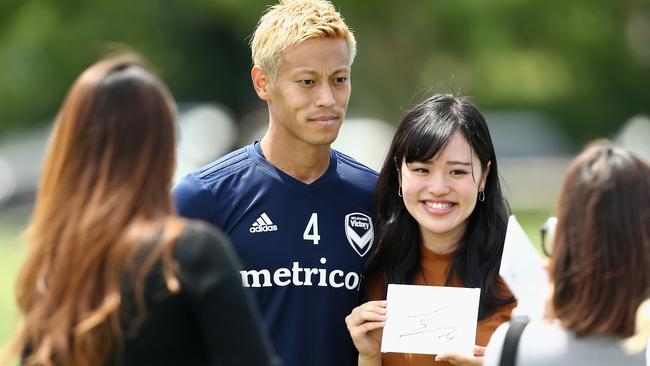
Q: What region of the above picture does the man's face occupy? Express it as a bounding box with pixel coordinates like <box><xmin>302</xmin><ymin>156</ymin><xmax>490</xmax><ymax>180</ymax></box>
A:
<box><xmin>264</xmin><ymin>37</ymin><xmax>351</xmax><ymax>148</ymax></box>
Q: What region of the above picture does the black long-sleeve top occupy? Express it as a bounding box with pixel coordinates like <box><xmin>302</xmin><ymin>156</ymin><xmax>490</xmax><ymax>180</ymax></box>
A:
<box><xmin>110</xmin><ymin>221</ymin><xmax>281</xmax><ymax>366</ymax></box>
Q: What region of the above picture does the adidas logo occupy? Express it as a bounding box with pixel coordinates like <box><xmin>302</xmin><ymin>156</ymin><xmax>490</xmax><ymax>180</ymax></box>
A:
<box><xmin>249</xmin><ymin>212</ymin><xmax>278</xmax><ymax>233</ymax></box>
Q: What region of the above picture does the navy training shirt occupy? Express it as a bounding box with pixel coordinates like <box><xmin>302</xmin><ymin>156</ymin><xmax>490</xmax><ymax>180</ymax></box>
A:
<box><xmin>173</xmin><ymin>142</ymin><xmax>378</xmax><ymax>366</ymax></box>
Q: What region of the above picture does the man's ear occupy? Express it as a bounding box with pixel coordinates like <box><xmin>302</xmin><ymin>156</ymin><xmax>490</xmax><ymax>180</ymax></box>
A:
<box><xmin>251</xmin><ymin>65</ymin><xmax>271</xmax><ymax>101</ymax></box>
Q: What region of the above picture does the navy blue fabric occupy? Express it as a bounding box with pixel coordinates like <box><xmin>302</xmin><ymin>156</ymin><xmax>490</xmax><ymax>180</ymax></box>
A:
<box><xmin>173</xmin><ymin>143</ymin><xmax>378</xmax><ymax>366</ymax></box>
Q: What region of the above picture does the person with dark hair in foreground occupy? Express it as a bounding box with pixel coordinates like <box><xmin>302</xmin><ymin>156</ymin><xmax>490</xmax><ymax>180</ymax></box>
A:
<box><xmin>484</xmin><ymin>142</ymin><xmax>649</xmax><ymax>366</ymax></box>
<box><xmin>346</xmin><ymin>94</ymin><xmax>516</xmax><ymax>366</ymax></box>
<box><xmin>3</xmin><ymin>55</ymin><xmax>279</xmax><ymax>366</ymax></box>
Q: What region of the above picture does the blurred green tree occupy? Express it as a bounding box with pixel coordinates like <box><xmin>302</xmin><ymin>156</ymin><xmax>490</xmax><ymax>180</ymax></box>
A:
<box><xmin>0</xmin><ymin>0</ymin><xmax>648</xmax><ymax>142</ymax></box>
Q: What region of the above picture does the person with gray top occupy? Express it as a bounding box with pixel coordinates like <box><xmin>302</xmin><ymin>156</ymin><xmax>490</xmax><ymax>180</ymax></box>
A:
<box><xmin>484</xmin><ymin>141</ymin><xmax>649</xmax><ymax>366</ymax></box>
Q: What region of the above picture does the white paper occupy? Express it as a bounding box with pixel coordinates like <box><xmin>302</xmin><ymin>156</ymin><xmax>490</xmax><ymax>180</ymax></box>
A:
<box><xmin>381</xmin><ymin>284</ymin><xmax>480</xmax><ymax>356</ymax></box>
<box><xmin>499</xmin><ymin>215</ymin><xmax>549</xmax><ymax>319</ymax></box>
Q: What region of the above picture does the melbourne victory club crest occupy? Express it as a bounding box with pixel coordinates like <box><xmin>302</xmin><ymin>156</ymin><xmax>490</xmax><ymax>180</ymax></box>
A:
<box><xmin>344</xmin><ymin>213</ymin><xmax>374</xmax><ymax>257</ymax></box>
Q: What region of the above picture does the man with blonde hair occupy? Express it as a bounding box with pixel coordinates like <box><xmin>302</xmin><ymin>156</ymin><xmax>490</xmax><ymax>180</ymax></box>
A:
<box><xmin>174</xmin><ymin>1</ymin><xmax>377</xmax><ymax>365</ymax></box>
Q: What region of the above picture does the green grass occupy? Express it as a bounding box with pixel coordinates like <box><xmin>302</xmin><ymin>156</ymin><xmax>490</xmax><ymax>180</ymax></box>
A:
<box><xmin>511</xmin><ymin>208</ymin><xmax>555</xmax><ymax>253</ymax></box>
<box><xmin>0</xmin><ymin>208</ymin><xmax>552</xmax><ymax>350</ymax></box>
<box><xmin>0</xmin><ymin>221</ymin><xmax>26</xmax><ymax>349</ymax></box>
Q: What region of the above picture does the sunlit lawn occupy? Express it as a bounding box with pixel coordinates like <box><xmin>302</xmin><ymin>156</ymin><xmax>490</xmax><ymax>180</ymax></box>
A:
<box><xmin>0</xmin><ymin>221</ymin><xmax>26</xmax><ymax>348</ymax></box>
<box><xmin>0</xmin><ymin>209</ymin><xmax>552</xmax><ymax>349</ymax></box>
<box><xmin>513</xmin><ymin>208</ymin><xmax>555</xmax><ymax>252</ymax></box>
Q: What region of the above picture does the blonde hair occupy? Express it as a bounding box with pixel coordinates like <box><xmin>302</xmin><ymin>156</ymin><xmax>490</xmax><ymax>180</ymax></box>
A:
<box><xmin>250</xmin><ymin>0</ymin><xmax>356</xmax><ymax>80</ymax></box>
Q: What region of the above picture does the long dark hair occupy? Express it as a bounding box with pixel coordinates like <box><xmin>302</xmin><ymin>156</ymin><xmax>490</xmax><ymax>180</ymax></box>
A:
<box><xmin>551</xmin><ymin>142</ymin><xmax>650</xmax><ymax>337</ymax></box>
<box><xmin>6</xmin><ymin>55</ymin><xmax>185</xmax><ymax>366</ymax></box>
<box><xmin>364</xmin><ymin>94</ymin><xmax>513</xmax><ymax>319</ymax></box>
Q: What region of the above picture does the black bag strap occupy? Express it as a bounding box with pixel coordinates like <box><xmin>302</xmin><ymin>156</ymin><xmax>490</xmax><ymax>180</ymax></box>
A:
<box><xmin>498</xmin><ymin>316</ymin><xmax>530</xmax><ymax>366</ymax></box>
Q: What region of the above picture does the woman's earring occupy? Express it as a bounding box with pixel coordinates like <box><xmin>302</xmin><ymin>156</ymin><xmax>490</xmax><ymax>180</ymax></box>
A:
<box><xmin>398</xmin><ymin>185</ymin><xmax>403</xmax><ymax>197</ymax></box>
<box><xmin>478</xmin><ymin>190</ymin><xmax>485</xmax><ymax>202</ymax></box>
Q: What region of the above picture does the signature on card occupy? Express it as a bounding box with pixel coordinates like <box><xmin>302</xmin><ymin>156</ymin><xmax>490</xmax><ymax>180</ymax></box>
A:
<box><xmin>399</xmin><ymin>305</ymin><xmax>457</xmax><ymax>342</ymax></box>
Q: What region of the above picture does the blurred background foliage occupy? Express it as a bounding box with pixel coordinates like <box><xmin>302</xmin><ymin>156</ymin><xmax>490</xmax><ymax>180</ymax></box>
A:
<box><xmin>1</xmin><ymin>0</ymin><xmax>649</xmax><ymax>141</ymax></box>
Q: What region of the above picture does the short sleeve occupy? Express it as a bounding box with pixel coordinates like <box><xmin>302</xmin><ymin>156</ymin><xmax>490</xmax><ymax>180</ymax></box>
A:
<box><xmin>172</xmin><ymin>174</ymin><xmax>216</xmax><ymax>224</ymax></box>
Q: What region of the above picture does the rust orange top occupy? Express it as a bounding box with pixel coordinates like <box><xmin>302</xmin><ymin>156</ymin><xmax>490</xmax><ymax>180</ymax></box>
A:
<box><xmin>366</xmin><ymin>245</ymin><xmax>517</xmax><ymax>366</ymax></box>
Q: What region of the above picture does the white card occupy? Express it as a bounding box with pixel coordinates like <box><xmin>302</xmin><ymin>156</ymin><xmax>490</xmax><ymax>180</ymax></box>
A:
<box><xmin>499</xmin><ymin>215</ymin><xmax>549</xmax><ymax>319</ymax></box>
<box><xmin>381</xmin><ymin>284</ymin><xmax>480</xmax><ymax>356</ymax></box>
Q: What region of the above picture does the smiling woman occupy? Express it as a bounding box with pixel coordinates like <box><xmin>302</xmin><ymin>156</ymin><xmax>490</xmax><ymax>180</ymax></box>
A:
<box><xmin>346</xmin><ymin>94</ymin><xmax>516</xmax><ymax>366</ymax></box>
<box><xmin>400</xmin><ymin>132</ymin><xmax>489</xmax><ymax>254</ymax></box>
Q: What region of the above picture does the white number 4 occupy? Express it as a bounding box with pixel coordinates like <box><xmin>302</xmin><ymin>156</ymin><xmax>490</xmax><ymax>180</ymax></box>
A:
<box><xmin>303</xmin><ymin>213</ymin><xmax>320</xmax><ymax>245</ymax></box>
